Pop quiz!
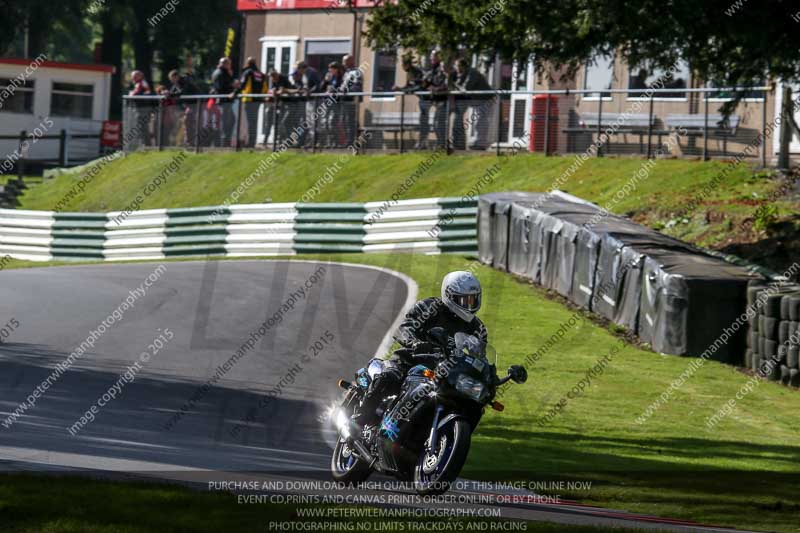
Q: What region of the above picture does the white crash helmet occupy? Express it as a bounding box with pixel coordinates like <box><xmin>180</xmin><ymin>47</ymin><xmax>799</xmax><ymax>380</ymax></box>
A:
<box><xmin>441</xmin><ymin>271</ymin><xmax>482</xmax><ymax>322</ymax></box>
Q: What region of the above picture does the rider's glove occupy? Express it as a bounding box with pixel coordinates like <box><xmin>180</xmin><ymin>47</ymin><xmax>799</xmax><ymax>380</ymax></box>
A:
<box><xmin>413</xmin><ymin>341</ymin><xmax>439</xmax><ymax>354</ymax></box>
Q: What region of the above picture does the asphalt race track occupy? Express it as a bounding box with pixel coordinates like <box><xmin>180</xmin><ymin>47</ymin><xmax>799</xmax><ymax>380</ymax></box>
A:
<box><xmin>0</xmin><ymin>260</ymin><xmax>758</xmax><ymax>532</ymax></box>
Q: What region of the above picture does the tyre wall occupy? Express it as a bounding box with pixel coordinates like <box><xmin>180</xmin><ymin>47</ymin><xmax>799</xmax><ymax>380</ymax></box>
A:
<box><xmin>480</xmin><ymin>191</ymin><xmax>769</xmax><ymax>369</ymax></box>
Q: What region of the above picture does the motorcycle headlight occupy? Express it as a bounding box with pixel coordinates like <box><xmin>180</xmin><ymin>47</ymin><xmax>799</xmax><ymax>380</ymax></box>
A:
<box><xmin>455</xmin><ymin>374</ymin><xmax>488</xmax><ymax>402</ymax></box>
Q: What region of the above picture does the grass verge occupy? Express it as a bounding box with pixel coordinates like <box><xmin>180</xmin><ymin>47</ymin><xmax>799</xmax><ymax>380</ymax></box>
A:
<box><xmin>10</xmin><ymin>151</ymin><xmax>800</xmax><ymax>272</ymax></box>
<box><xmin>4</xmin><ymin>474</ymin><xmax>596</xmax><ymax>533</ymax></box>
<box><xmin>2</xmin><ymin>253</ymin><xmax>799</xmax><ymax>532</ymax></box>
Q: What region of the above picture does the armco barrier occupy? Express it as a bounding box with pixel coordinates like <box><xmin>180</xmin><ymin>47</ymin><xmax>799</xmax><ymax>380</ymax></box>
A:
<box><xmin>479</xmin><ymin>191</ymin><xmax>766</xmax><ymax>367</ymax></box>
<box><xmin>0</xmin><ymin>197</ymin><xmax>477</xmax><ymax>261</ymax></box>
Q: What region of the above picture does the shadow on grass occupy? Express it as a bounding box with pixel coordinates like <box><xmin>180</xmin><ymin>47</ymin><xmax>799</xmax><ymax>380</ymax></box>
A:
<box><xmin>466</xmin><ymin>425</ymin><xmax>800</xmax><ymax>531</ymax></box>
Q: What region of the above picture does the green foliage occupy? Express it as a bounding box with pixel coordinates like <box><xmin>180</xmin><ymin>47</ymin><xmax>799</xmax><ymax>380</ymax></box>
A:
<box><xmin>366</xmin><ymin>0</ymin><xmax>800</xmax><ymax>88</ymax></box>
<box><xmin>754</xmin><ymin>203</ymin><xmax>778</xmax><ymax>231</ymax></box>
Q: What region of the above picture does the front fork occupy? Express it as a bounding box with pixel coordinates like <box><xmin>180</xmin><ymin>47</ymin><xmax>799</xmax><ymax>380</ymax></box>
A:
<box><xmin>426</xmin><ymin>403</ymin><xmax>444</xmax><ymax>454</ymax></box>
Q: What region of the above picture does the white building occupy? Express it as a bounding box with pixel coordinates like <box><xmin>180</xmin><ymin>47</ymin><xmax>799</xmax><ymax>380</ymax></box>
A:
<box><xmin>0</xmin><ymin>58</ymin><xmax>114</xmax><ymax>166</ymax></box>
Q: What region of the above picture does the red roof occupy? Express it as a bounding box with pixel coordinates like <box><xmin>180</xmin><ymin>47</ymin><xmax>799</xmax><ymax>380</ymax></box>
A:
<box><xmin>0</xmin><ymin>58</ymin><xmax>115</xmax><ymax>74</ymax></box>
<box><xmin>238</xmin><ymin>0</ymin><xmax>378</xmax><ymax>10</ymax></box>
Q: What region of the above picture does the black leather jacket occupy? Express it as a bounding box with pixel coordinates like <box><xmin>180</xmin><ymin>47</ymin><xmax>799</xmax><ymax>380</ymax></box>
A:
<box><xmin>391</xmin><ymin>297</ymin><xmax>488</xmax><ymax>367</ymax></box>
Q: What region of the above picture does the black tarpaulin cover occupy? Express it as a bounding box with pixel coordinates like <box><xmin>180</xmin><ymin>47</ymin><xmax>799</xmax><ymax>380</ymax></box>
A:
<box><xmin>638</xmin><ymin>248</ymin><xmax>756</xmax><ymax>362</ymax></box>
<box><xmin>479</xmin><ymin>190</ymin><xmax>762</xmax><ymax>359</ymax></box>
<box><xmin>479</xmin><ymin>192</ymin><xmax>536</xmax><ymax>269</ymax></box>
<box><xmin>593</xmin><ymin>230</ymin><xmax>698</xmax><ymax>330</ymax></box>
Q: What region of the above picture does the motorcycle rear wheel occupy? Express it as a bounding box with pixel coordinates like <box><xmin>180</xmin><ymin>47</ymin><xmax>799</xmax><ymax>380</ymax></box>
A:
<box><xmin>413</xmin><ymin>418</ymin><xmax>471</xmax><ymax>495</ymax></box>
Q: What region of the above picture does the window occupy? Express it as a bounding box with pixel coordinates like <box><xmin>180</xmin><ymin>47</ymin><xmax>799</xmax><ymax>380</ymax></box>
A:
<box><xmin>51</xmin><ymin>82</ymin><xmax>94</xmax><ymax>118</ymax></box>
<box><xmin>372</xmin><ymin>49</ymin><xmax>397</xmax><ymax>93</ymax></box>
<box><xmin>706</xmin><ymin>80</ymin><xmax>766</xmax><ymax>101</ymax></box>
<box><xmin>0</xmin><ymin>78</ymin><xmax>35</xmax><ymax>114</ymax></box>
<box><xmin>628</xmin><ymin>61</ymin><xmax>690</xmax><ymax>99</ymax></box>
<box><xmin>583</xmin><ymin>54</ymin><xmax>615</xmax><ymax>98</ymax></box>
<box><xmin>304</xmin><ymin>39</ymin><xmax>351</xmax><ymax>73</ymax></box>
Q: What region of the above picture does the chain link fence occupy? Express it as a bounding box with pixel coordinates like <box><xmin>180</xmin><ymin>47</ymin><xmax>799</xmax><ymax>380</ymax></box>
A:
<box><xmin>123</xmin><ymin>87</ymin><xmax>773</xmax><ymax>163</ymax></box>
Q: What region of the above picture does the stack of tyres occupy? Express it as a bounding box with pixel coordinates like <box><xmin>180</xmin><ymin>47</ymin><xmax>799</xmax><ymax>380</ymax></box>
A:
<box><xmin>749</xmin><ymin>283</ymin><xmax>800</xmax><ymax>385</ymax></box>
<box><xmin>780</xmin><ymin>291</ymin><xmax>800</xmax><ymax>386</ymax></box>
<box><xmin>747</xmin><ymin>282</ymin><xmax>764</xmax><ymax>374</ymax></box>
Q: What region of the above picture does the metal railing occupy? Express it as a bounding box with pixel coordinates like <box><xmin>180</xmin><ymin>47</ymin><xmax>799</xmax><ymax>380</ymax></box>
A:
<box><xmin>123</xmin><ymin>86</ymin><xmax>773</xmax><ymax>164</ymax></box>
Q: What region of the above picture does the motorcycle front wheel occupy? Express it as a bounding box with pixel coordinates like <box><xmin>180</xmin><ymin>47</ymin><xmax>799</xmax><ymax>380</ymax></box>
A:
<box><xmin>330</xmin><ymin>437</ymin><xmax>372</xmax><ymax>483</ymax></box>
<box><xmin>413</xmin><ymin>418</ymin><xmax>471</xmax><ymax>495</ymax></box>
<box><xmin>330</xmin><ymin>388</ymin><xmax>372</xmax><ymax>484</ymax></box>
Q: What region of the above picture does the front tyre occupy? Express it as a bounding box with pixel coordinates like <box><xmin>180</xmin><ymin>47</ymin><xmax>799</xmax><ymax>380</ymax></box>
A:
<box><xmin>414</xmin><ymin>418</ymin><xmax>471</xmax><ymax>495</ymax></box>
<box><xmin>330</xmin><ymin>437</ymin><xmax>371</xmax><ymax>483</ymax></box>
<box><xmin>330</xmin><ymin>388</ymin><xmax>372</xmax><ymax>484</ymax></box>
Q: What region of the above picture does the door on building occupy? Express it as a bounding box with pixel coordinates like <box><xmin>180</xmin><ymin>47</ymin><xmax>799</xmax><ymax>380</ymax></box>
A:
<box><xmin>772</xmin><ymin>82</ymin><xmax>800</xmax><ymax>157</ymax></box>
<box><xmin>508</xmin><ymin>60</ymin><xmax>534</xmax><ymax>146</ymax></box>
<box><xmin>790</xmin><ymin>84</ymin><xmax>800</xmax><ymax>153</ymax></box>
<box><xmin>490</xmin><ymin>58</ymin><xmax>533</xmax><ymax>148</ymax></box>
<box><xmin>262</xmin><ymin>39</ymin><xmax>297</xmax><ymax>76</ymax></box>
<box><xmin>260</xmin><ymin>38</ymin><xmax>298</xmax><ymax>144</ymax></box>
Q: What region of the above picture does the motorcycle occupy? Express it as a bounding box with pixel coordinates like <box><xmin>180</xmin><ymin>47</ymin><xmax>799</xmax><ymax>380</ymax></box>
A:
<box><xmin>330</xmin><ymin>327</ymin><xmax>527</xmax><ymax>495</ymax></box>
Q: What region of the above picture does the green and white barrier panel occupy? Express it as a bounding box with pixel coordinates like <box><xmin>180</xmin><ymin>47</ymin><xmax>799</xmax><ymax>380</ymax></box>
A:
<box><xmin>0</xmin><ymin>197</ymin><xmax>477</xmax><ymax>261</ymax></box>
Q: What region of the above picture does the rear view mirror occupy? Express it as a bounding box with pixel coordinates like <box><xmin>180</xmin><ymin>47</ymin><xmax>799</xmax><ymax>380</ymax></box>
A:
<box><xmin>508</xmin><ymin>365</ymin><xmax>527</xmax><ymax>384</ymax></box>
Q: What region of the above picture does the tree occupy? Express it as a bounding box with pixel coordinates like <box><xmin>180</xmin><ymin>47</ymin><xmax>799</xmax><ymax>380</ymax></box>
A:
<box><xmin>365</xmin><ymin>0</ymin><xmax>800</xmax><ymax>88</ymax></box>
<box><xmin>0</xmin><ymin>0</ymin><xmax>89</xmax><ymax>58</ymax></box>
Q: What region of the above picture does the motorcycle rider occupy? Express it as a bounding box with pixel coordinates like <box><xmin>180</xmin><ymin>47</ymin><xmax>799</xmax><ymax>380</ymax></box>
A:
<box><xmin>354</xmin><ymin>271</ymin><xmax>487</xmax><ymax>425</ymax></box>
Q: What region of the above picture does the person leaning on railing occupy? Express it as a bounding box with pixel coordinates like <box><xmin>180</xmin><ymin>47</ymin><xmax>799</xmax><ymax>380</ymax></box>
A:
<box><xmin>167</xmin><ymin>69</ymin><xmax>199</xmax><ymax>147</ymax></box>
<box><xmin>211</xmin><ymin>57</ymin><xmax>240</xmax><ymax>147</ymax></box>
<box><xmin>322</xmin><ymin>61</ymin><xmax>345</xmax><ymax>148</ymax></box>
<box><xmin>452</xmin><ymin>58</ymin><xmax>493</xmax><ymax>151</ymax></box>
<box><xmin>393</xmin><ymin>53</ymin><xmax>426</xmax><ymax>149</ymax></box>
<box><xmin>266</xmin><ymin>69</ymin><xmax>295</xmax><ymax>143</ymax></box>
<box><xmin>422</xmin><ymin>50</ymin><xmax>450</xmax><ymax>149</ymax></box>
<box><xmin>293</xmin><ymin>61</ymin><xmax>321</xmax><ymax>148</ymax></box>
<box><xmin>239</xmin><ymin>57</ymin><xmax>269</xmax><ymax>148</ymax></box>
<box><xmin>128</xmin><ymin>70</ymin><xmax>153</xmax><ymax>148</ymax></box>
<box><xmin>341</xmin><ymin>54</ymin><xmax>364</xmax><ymax>146</ymax></box>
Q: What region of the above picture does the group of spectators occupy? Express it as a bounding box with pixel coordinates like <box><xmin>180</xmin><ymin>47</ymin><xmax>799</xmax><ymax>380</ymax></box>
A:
<box><xmin>394</xmin><ymin>50</ymin><xmax>493</xmax><ymax>150</ymax></box>
<box><xmin>259</xmin><ymin>54</ymin><xmax>364</xmax><ymax>148</ymax></box>
<box><xmin>126</xmin><ymin>49</ymin><xmax>495</xmax><ymax>151</ymax></box>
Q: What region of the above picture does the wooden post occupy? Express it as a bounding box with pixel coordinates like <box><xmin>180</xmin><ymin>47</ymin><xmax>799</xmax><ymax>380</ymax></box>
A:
<box><xmin>399</xmin><ymin>93</ymin><xmax>405</xmax><ymax>154</ymax></box>
<box><xmin>156</xmin><ymin>99</ymin><xmax>164</xmax><ymax>151</ymax></box>
<box><xmin>778</xmin><ymin>86</ymin><xmax>793</xmax><ymax>170</ymax></box>
<box><xmin>59</xmin><ymin>129</ymin><xmax>67</xmax><ymax>166</ymax></box>
<box><xmin>703</xmin><ymin>93</ymin><xmax>709</xmax><ymax>161</ymax></box>
<box><xmin>646</xmin><ymin>94</ymin><xmax>654</xmax><ymax>159</ymax></box>
<box><xmin>543</xmin><ymin>96</ymin><xmax>551</xmax><ymax>156</ymax></box>
<box><xmin>236</xmin><ymin>97</ymin><xmax>244</xmax><ymax>152</ymax></box>
<box><xmin>496</xmin><ymin>92</ymin><xmax>502</xmax><ymax>157</ymax></box>
<box><xmin>596</xmin><ymin>97</ymin><xmax>603</xmax><ymax>157</ymax></box>
<box><xmin>194</xmin><ymin>99</ymin><xmax>202</xmax><ymax>154</ymax></box>
<box><xmin>761</xmin><ymin>88</ymin><xmax>768</xmax><ymax>167</ymax></box>
<box><xmin>17</xmin><ymin>130</ymin><xmax>26</xmax><ymax>181</ymax></box>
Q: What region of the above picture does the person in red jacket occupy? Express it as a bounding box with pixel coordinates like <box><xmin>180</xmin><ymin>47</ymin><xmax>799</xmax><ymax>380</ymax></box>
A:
<box><xmin>129</xmin><ymin>70</ymin><xmax>153</xmax><ymax>148</ymax></box>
